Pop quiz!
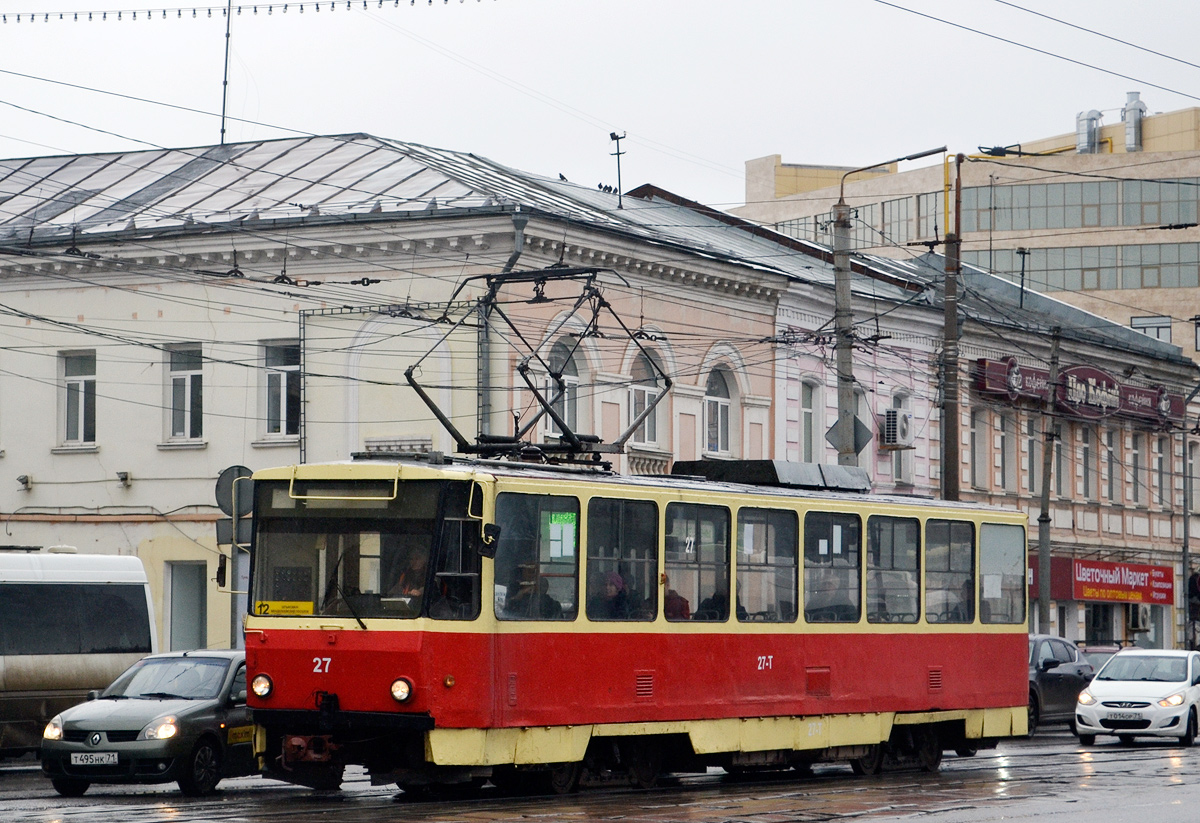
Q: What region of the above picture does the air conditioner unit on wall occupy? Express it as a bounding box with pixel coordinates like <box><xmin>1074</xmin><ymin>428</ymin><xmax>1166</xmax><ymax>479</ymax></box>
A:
<box><xmin>881</xmin><ymin>409</ymin><xmax>914</xmax><ymax>449</ymax></box>
<box><xmin>1128</xmin><ymin>602</ymin><xmax>1152</xmax><ymax>632</ymax></box>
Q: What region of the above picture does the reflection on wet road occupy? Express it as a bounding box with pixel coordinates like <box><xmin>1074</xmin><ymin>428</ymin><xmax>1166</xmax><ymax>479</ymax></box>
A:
<box><xmin>6</xmin><ymin>730</ymin><xmax>1200</xmax><ymax>823</ymax></box>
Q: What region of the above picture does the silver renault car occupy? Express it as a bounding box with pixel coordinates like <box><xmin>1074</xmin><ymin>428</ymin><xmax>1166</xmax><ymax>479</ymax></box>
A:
<box><xmin>40</xmin><ymin>650</ymin><xmax>254</xmax><ymax>796</ymax></box>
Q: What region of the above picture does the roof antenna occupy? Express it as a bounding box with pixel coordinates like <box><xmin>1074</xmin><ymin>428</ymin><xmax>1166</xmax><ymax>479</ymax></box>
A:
<box><xmin>609</xmin><ymin>132</ymin><xmax>625</xmax><ymax>209</ymax></box>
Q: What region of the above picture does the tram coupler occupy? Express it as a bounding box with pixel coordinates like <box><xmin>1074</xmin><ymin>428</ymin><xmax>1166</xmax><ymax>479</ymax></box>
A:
<box><xmin>282</xmin><ymin>734</ymin><xmax>340</xmax><ymax>765</ymax></box>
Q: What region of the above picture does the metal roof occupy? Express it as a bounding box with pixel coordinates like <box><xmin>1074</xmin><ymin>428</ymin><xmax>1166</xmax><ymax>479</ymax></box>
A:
<box><xmin>0</xmin><ymin>133</ymin><xmax>916</xmax><ymax>299</ymax></box>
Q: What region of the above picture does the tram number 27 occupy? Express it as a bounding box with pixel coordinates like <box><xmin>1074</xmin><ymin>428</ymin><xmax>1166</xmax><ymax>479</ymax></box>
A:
<box><xmin>756</xmin><ymin>655</ymin><xmax>773</xmax><ymax>671</ymax></box>
<box><xmin>313</xmin><ymin>657</ymin><xmax>331</xmax><ymax>673</ymax></box>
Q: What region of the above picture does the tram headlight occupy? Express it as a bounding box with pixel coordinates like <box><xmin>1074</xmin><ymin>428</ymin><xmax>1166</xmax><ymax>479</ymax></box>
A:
<box><xmin>43</xmin><ymin>715</ymin><xmax>63</xmax><ymax>741</ymax></box>
<box><xmin>1077</xmin><ymin>691</ymin><xmax>1096</xmax><ymax>706</ymax></box>
<box><xmin>390</xmin><ymin>677</ymin><xmax>413</xmax><ymax>703</ymax></box>
<box><xmin>251</xmin><ymin>674</ymin><xmax>274</xmax><ymax>698</ymax></box>
<box><xmin>1158</xmin><ymin>692</ymin><xmax>1186</xmax><ymax>708</ymax></box>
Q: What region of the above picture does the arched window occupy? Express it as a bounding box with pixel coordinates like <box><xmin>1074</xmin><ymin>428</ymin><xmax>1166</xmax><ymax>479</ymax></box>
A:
<box><xmin>704</xmin><ymin>369</ymin><xmax>732</xmax><ymax>454</ymax></box>
<box><xmin>544</xmin><ymin>341</ymin><xmax>579</xmax><ymax>438</ymax></box>
<box><xmin>630</xmin><ymin>352</ymin><xmax>661</xmax><ymax>446</ymax></box>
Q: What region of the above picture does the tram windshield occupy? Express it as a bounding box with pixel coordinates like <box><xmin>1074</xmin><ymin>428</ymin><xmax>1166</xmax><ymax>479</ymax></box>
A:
<box><xmin>250</xmin><ymin>479</ymin><xmax>481</xmax><ymax>621</ymax></box>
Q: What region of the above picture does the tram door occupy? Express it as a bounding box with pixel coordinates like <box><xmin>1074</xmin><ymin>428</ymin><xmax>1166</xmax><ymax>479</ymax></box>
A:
<box><xmin>492</xmin><ymin>492</ymin><xmax>580</xmax><ymax>726</ymax></box>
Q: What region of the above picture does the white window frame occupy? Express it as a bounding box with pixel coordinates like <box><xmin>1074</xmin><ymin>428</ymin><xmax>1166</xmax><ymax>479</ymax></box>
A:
<box><xmin>891</xmin><ymin>393</ymin><xmax>913</xmax><ymax>484</ymax></box>
<box><xmin>62</xmin><ymin>350</ymin><xmax>96</xmax><ymax>445</ymax></box>
<box><xmin>630</xmin><ymin>352</ymin><xmax>661</xmax><ymax>447</ymax></box>
<box><xmin>704</xmin><ymin>369</ymin><xmax>732</xmax><ymax>455</ymax></box>
<box><xmin>542</xmin><ymin>341</ymin><xmax>579</xmax><ymax>440</ymax></box>
<box><xmin>263</xmin><ymin>341</ymin><xmax>301</xmax><ymax>437</ymax></box>
<box><xmin>167</xmin><ymin>346</ymin><xmax>203</xmax><ymax>440</ymax></box>
<box><xmin>800</xmin><ymin>380</ymin><xmax>819</xmax><ymax>463</ymax></box>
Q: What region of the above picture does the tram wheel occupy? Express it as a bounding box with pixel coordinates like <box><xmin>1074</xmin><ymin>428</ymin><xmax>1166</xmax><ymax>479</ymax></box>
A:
<box><xmin>850</xmin><ymin>745</ymin><xmax>883</xmax><ymax>776</ymax></box>
<box><xmin>915</xmin><ymin>729</ymin><xmax>943</xmax><ymax>772</ymax></box>
<box><xmin>627</xmin><ymin>741</ymin><xmax>662</xmax><ymax>789</ymax></box>
<box><xmin>544</xmin><ymin>761</ymin><xmax>582</xmax><ymax>795</ymax></box>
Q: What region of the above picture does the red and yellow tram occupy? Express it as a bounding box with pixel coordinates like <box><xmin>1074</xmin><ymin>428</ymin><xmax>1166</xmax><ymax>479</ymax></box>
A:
<box><xmin>243</xmin><ymin>455</ymin><xmax>1028</xmax><ymax>791</ymax></box>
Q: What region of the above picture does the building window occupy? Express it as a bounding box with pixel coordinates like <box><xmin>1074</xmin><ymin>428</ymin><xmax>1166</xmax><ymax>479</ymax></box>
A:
<box><xmin>1054</xmin><ymin>424</ymin><xmax>1068</xmax><ymax>499</ymax></box>
<box><xmin>1081</xmin><ymin>426</ymin><xmax>1094</xmax><ymax>500</ymax></box>
<box><xmin>1156</xmin><ymin>436</ymin><xmax>1171</xmax><ymax>508</ymax></box>
<box><xmin>1105</xmin><ymin>429</ymin><xmax>1120</xmax><ymax>502</ymax></box>
<box><xmin>1131</xmin><ymin>315</ymin><xmax>1172</xmax><ymax>343</ymax></box>
<box><xmin>1189</xmin><ymin>441</ymin><xmax>1199</xmax><ymax>511</ymax></box>
<box><xmin>704</xmin><ymin>369</ymin><xmax>732</xmax><ymax>455</ymax></box>
<box><xmin>998</xmin><ymin>413</ymin><xmax>1017</xmax><ymax>492</ymax></box>
<box><xmin>892</xmin><ymin>393</ymin><xmax>913</xmax><ymax>484</ymax></box>
<box><xmin>800</xmin><ymin>381</ymin><xmax>819</xmax><ymax>463</ymax></box>
<box><xmin>630</xmin><ymin>352</ymin><xmax>662</xmax><ymax>447</ymax></box>
<box><xmin>168</xmin><ymin>347</ymin><xmax>203</xmax><ymax>440</ymax></box>
<box><xmin>970</xmin><ymin>409</ymin><xmax>987</xmax><ymax>489</ymax></box>
<box><xmin>62</xmin><ymin>351</ymin><xmax>96</xmax><ymax>444</ymax></box>
<box><xmin>264</xmin><ymin>342</ymin><xmax>300</xmax><ymax>437</ymax></box>
<box><xmin>543</xmin><ymin>341</ymin><xmax>579</xmax><ymax>439</ymax></box>
<box><xmin>1131</xmin><ymin>433</ymin><xmax>1144</xmax><ymax>504</ymax></box>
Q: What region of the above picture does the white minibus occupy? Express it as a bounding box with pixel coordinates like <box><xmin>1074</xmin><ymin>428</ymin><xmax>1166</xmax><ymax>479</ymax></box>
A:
<box><xmin>0</xmin><ymin>550</ymin><xmax>156</xmax><ymax>756</ymax></box>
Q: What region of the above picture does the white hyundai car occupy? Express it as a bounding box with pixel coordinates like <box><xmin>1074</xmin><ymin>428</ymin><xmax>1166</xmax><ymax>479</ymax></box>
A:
<box><xmin>1074</xmin><ymin>649</ymin><xmax>1200</xmax><ymax>746</ymax></box>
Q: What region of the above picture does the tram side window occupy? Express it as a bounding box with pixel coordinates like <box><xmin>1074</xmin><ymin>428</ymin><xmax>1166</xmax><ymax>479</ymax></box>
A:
<box><xmin>736</xmin><ymin>508</ymin><xmax>798</xmax><ymax>623</ymax></box>
<box><xmin>586</xmin><ymin>498</ymin><xmax>658</xmax><ymax>621</ymax></box>
<box><xmin>803</xmin><ymin>512</ymin><xmax>861</xmax><ymax>623</ymax></box>
<box><xmin>979</xmin><ymin>523</ymin><xmax>1026</xmax><ymax>624</ymax></box>
<box><xmin>926</xmin><ymin>519</ymin><xmax>975</xmax><ymax>624</ymax></box>
<box><xmin>494</xmin><ymin>493</ymin><xmax>579</xmax><ymax>621</ymax></box>
<box><xmin>427</xmin><ymin>481</ymin><xmax>483</xmax><ymax>621</ymax></box>
<box><xmin>866</xmin><ymin>516</ymin><xmax>919</xmax><ymax>624</ymax></box>
<box><xmin>665</xmin><ymin>503</ymin><xmax>731</xmax><ymax>621</ymax></box>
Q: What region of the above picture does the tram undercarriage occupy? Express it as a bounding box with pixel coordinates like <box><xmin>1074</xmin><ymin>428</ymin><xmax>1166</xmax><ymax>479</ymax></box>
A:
<box><xmin>255</xmin><ymin>710</ymin><xmax>1013</xmax><ymax>793</ymax></box>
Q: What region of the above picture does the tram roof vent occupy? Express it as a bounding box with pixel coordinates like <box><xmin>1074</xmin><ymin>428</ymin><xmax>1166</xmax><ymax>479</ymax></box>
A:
<box><xmin>670</xmin><ymin>460</ymin><xmax>871</xmax><ymax>493</ymax></box>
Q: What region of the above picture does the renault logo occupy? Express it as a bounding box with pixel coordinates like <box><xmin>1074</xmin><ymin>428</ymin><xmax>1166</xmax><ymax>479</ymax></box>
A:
<box><xmin>89</xmin><ymin>732</ymin><xmax>102</xmax><ymax>747</ymax></box>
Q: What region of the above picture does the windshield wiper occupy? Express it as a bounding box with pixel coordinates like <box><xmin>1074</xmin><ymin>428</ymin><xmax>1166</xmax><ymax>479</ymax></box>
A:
<box><xmin>139</xmin><ymin>692</ymin><xmax>188</xmax><ymax>700</ymax></box>
<box><xmin>322</xmin><ymin>546</ymin><xmax>368</xmax><ymax>630</ymax></box>
<box><xmin>100</xmin><ymin>694</ymin><xmax>131</xmax><ymax>700</ymax></box>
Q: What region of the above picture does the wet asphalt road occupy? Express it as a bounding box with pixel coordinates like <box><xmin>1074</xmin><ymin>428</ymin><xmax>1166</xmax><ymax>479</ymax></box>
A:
<box><xmin>5</xmin><ymin>727</ymin><xmax>1200</xmax><ymax>822</ymax></box>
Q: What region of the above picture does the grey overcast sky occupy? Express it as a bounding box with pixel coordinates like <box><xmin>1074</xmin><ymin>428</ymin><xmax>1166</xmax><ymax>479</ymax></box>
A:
<box><xmin>0</xmin><ymin>0</ymin><xmax>1196</xmax><ymax>209</ymax></box>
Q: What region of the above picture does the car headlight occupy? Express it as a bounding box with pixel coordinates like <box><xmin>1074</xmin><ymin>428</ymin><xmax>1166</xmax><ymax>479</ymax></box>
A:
<box><xmin>141</xmin><ymin>716</ymin><xmax>178</xmax><ymax>740</ymax></box>
<box><xmin>42</xmin><ymin>716</ymin><xmax>63</xmax><ymax>741</ymax></box>
<box><xmin>1158</xmin><ymin>692</ymin><xmax>1186</xmax><ymax>708</ymax></box>
<box><xmin>390</xmin><ymin>677</ymin><xmax>413</xmax><ymax>703</ymax></box>
<box><xmin>251</xmin><ymin>674</ymin><xmax>273</xmax><ymax>698</ymax></box>
<box><xmin>1077</xmin><ymin>691</ymin><xmax>1096</xmax><ymax>706</ymax></box>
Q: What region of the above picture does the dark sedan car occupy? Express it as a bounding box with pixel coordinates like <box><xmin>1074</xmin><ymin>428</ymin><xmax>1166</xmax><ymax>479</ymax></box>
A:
<box><xmin>1028</xmin><ymin>634</ymin><xmax>1095</xmax><ymax>735</ymax></box>
<box><xmin>40</xmin><ymin>650</ymin><xmax>253</xmax><ymax>796</ymax></box>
